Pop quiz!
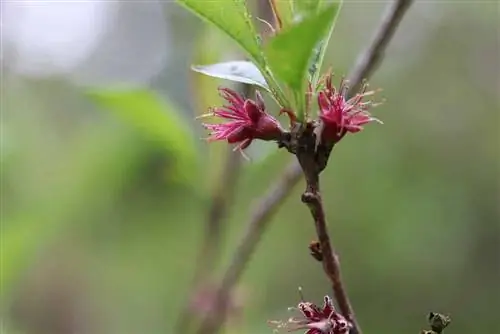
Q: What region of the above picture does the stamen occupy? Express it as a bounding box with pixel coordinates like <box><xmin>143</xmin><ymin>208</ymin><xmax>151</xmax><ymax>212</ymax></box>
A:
<box><xmin>256</xmin><ymin>17</ymin><xmax>276</xmax><ymax>35</ymax></box>
<box><xmin>298</xmin><ymin>286</ymin><xmax>305</xmax><ymax>302</ymax></box>
<box><xmin>233</xmin><ymin>145</ymin><xmax>251</xmax><ymax>161</ymax></box>
<box><xmin>196</xmin><ymin>111</ymin><xmax>215</xmax><ymax>120</ymax></box>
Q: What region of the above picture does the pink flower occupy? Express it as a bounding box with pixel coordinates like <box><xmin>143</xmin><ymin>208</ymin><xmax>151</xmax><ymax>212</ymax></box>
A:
<box><xmin>269</xmin><ymin>295</ymin><xmax>351</xmax><ymax>334</ymax></box>
<box><xmin>317</xmin><ymin>74</ymin><xmax>382</xmax><ymax>144</ymax></box>
<box><xmin>201</xmin><ymin>88</ymin><xmax>284</xmax><ymax>151</ymax></box>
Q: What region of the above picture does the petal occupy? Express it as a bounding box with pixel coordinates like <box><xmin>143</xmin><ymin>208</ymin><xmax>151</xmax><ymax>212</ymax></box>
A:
<box><xmin>317</xmin><ymin>92</ymin><xmax>331</xmax><ymax>115</ymax></box>
<box><xmin>244</xmin><ymin>99</ymin><xmax>262</xmax><ymax>123</ymax></box>
<box><xmin>226</xmin><ymin>125</ymin><xmax>250</xmax><ymax>143</ymax></box>
<box><xmin>213</xmin><ymin>108</ymin><xmax>247</xmax><ymax>120</ymax></box>
<box><xmin>299</xmin><ymin>302</ymin><xmax>322</xmax><ymax>321</ymax></box>
<box><xmin>322</xmin><ymin>295</ymin><xmax>334</xmax><ymax>317</ymax></box>
<box><xmin>343</xmin><ymin>124</ymin><xmax>363</xmax><ymax>133</ymax></box>
<box><xmin>219</xmin><ymin>87</ymin><xmax>245</xmax><ymax>107</ymax></box>
<box><xmin>254</xmin><ymin>114</ymin><xmax>282</xmax><ymax>140</ymax></box>
<box><xmin>255</xmin><ymin>90</ymin><xmax>266</xmax><ymax>111</ymax></box>
<box><xmin>332</xmin><ymin>97</ymin><xmax>344</xmax><ymax>125</ymax></box>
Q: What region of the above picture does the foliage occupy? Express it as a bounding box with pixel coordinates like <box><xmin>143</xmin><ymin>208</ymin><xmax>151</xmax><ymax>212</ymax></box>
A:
<box><xmin>180</xmin><ymin>0</ymin><xmax>343</xmax><ymax>119</ymax></box>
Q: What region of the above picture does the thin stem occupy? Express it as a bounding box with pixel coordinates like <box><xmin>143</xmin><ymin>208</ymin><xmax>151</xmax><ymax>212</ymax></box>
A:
<box><xmin>195</xmin><ymin>162</ymin><xmax>302</xmax><ymax>334</ymax></box>
<box><xmin>347</xmin><ymin>0</ymin><xmax>415</xmax><ymax>96</ymax></box>
<box><xmin>174</xmin><ymin>147</ymin><xmax>242</xmax><ymax>334</ymax></box>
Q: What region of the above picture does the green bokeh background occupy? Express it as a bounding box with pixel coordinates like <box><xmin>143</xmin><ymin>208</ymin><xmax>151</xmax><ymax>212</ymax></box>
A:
<box><xmin>1</xmin><ymin>1</ymin><xmax>499</xmax><ymax>334</ymax></box>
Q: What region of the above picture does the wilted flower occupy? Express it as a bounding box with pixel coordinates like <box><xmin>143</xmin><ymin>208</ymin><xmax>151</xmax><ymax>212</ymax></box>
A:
<box><xmin>200</xmin><ymin>87</ymin><xmax>284</xmax><ymax>151</ymax></box>
<box><xmin>317</xmin><ymin>74</ymin><xmax>382</xmax><ymax>144</ymax></box>
<box><xmin>269</xmin><ymin>295</ymin><xmax>351</xmax><ymax>334</ymax></box>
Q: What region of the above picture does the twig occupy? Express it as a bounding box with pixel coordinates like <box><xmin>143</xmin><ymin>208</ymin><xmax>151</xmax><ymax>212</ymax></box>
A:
<box><xmin>174</xmin><ymin>145</ymin><xmax>242</xmax><ymax>334</ymax></box>
<box><xmin>347</xmin><ymin>0</ymin><xmax>415</xmax><ymax>96</ymax></box>
<box><xmin>195</xmin><ymin>0</ymin><xmax>415</xmax><ymax>333</ymax></box>
<box><xmin>195</xmin><ymin>161</ymin><xmax>302</xmax><ymax>334</ymax></box>
<box><xmin>200</xmin><ymin>151</ymin><xmax>242</xmax><ymax>277</ymax></box>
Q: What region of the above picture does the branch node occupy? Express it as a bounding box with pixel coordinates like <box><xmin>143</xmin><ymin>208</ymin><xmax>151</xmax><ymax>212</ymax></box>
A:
<box><xmin>301</xmin><ymin>192</ymin><xmax>317</xmax><ymax>204</ymax></box>
<box><xmin>308</xmin><ymin>240</ymin><xmax>323</xmax><ymax>262</ymax></box>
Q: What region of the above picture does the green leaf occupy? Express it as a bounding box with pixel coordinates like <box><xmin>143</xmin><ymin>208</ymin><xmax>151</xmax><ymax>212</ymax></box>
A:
<box><xmin>309</xmin><ymin>0</ymin><xmax>343</xmax><ymax>87</ymax></box>
<box><xmin>192</xmin><ymin>61</ymin><xmax>270</xmax><ymax>91</ymax></box>
<box><xmin>176</xmin><ymin>0</ymin><xmax>263</xmax><ymax>66</ymax></box>
<box><xmin>294</xmin><ymin>0</ymin><xmax>323</xmax><ymax>16</ymax></box>
<box><xmin>87</xmin><ymin>89</ymin><xmax>199</xmax><ymax>186</ymax></box>
<box><xmin>177</xmin><ymin>0</ymin><xmax>290</xmax><ymax>108</ymax></box>
<box><xmin>264</xmin><ymin>3</ymin><xmax>342</xmax><ymax>119</ymax></box>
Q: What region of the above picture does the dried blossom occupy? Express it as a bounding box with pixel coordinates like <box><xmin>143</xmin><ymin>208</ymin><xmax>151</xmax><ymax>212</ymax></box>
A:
<box><xmin>269</xmin><ymin>295</ymin><xmax>351</xmax><ymax>334</ymax></box>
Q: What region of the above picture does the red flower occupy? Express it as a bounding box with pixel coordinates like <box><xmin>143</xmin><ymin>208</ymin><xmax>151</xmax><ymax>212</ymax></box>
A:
<box><xmin>201</xmin><ymin>88</ymin><xmax>284</xmax><ymax>151</ymax></box>
<box><xmin>269</xmin><ymin>295</ymin><xmax>351</xmax><ymax>334</ymax></box>
<box><xmin>317</xmin><ymin>74</ymin><xmax>382</xmax><ymax>144</ymax></box>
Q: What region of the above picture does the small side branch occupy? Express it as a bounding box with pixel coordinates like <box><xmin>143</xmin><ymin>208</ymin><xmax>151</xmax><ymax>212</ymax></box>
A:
<box><xmin>348</xmin><ymin>0</ymin><xmax>415</xmax><ymax>96</ymax></box>
<box><xmin>174</xmin><ymin>148</ymin><xmax>242</xmax><ymax>334</ymax></box>
<box><xmin>195</xmin><ymin>161</ymin><xmax>303</xmax><ymax>334</ymax></box>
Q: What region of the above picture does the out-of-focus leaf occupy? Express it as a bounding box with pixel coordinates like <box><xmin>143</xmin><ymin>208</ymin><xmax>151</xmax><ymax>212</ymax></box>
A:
<box><xmin>87</xmin><ymin>89</ymin><xmax>199</xmax><ymax>186</ymax></box>
<box><xmin>264</xmin><ymin>4</ymin><xmax>342</xmax><ymax>119</ymax></box>
<box><xmin>176</xmin><ymin>0</ymin><xmax>263</xmax><ymax>66</ymax></box>
<box><xmin>294</xmin><ymin>0</ymin><xmax>323</xmax><ymax>16</ymax></box>
<box><xmin>192</xmin><ymin>61</ymin><xmax>270</xmax><ymax>91</ymax></box>
<box><xmin>1</xmin><ymin>120</ymin><xmax>146</xmax><ymax>298</ymax></box>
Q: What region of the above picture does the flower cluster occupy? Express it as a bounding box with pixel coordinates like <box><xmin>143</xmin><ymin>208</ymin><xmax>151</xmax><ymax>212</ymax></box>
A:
<box><xmin>269</xmin><ymin>295</ymin><xmax>351</xmax><ymax>334</ymax></box>
<box><xmin>200</xmin><ymin>73</ymin><xmax>381</xmax><ymax>153</ymax></box>
<box><xmin>200</xmin><ymin>88</ymin><xmax>284</xmax><ymax>152</ymax></box>
<box><xmin>317</xmin><ymin>74</ymin><xmax>382</xmax><ymax>144</ymax></box>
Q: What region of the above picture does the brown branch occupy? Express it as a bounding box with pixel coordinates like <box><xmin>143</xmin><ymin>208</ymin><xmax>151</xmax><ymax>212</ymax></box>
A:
<box><xmin>302</xmin><ymin>190</ymin><xmax>361</xmax><ymax>333</ymax></box>
<box><xmin>195</xmin><ymin>0</ymin><xmax>415</xmax><ymax>333</ymax></box>
<box><xmin>195</xmin><ymin>161</ymin><xmax>302</xmax><ymax>334</ymax></box>
<box><xmin>347</xmin><ymin>0</ymin><xmax>415</xmax><ymax>96</ymax></box>
<box><xmin>201</xmin><ymin>151</ymin><xmax>242</xmax><ymax>277</ymax></box>
<box><xmin>174</xmin><ymin>146</ymin><xmax>242</xmax><ymax>334</ymax></box>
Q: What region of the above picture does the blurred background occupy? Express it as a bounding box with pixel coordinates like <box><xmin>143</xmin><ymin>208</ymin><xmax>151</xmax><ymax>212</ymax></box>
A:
<box><xmin>1</xmin><ymin>0</ymin><xmax>499</xmax><ymax>333</ymax></box>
